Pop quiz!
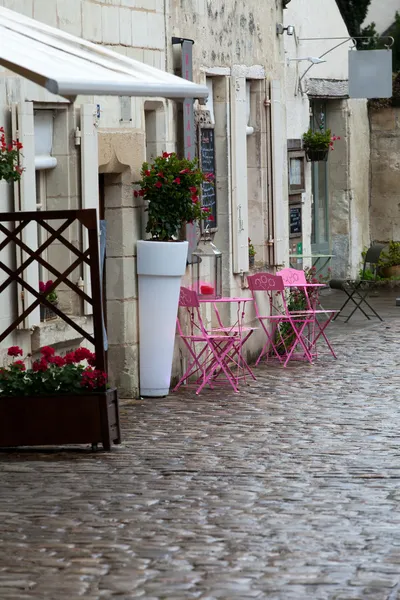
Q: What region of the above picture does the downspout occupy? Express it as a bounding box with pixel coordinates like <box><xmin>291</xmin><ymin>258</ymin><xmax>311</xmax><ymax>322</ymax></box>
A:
<box><xmin>264</xmin><ymin>81</ymin><xmax>275</xmax><ymax>267</ymax></box>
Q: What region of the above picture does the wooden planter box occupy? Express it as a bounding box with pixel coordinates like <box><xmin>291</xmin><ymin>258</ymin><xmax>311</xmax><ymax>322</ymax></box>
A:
<box><xmin>0</xmin><ymin>388</ymin><xmax>121</xmax><ymax>451</ymax></box>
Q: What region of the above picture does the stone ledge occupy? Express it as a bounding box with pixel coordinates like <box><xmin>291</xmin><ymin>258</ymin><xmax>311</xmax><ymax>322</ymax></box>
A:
<box><xmin>31</xmin><ymin>316</ymin><xmax>93</xmax><ymax>353</ymax></box>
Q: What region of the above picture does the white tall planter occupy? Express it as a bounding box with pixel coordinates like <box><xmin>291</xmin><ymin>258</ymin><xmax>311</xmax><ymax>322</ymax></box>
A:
<box><xmin>137</xmin><ymin>240</ymin><xmax>188</xmax><ymax>397</ymax></box>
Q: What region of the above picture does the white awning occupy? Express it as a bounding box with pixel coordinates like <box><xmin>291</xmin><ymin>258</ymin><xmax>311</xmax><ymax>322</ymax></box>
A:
<box><xmin>0</xmin><ymin>7</ymin><xmax>208</xmax><ymax>100</ymax></box>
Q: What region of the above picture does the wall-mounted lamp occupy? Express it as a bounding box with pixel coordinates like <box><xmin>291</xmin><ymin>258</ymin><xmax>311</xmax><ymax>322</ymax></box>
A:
<box><xmin>276</xmin><ymin>23</ymin><xmax>295</xmax><ymax>36</ymax></box>
<box><xmin>288</xmin><ymin>56</ymin><xmax>326</xmax><ymax>64</ymax></box>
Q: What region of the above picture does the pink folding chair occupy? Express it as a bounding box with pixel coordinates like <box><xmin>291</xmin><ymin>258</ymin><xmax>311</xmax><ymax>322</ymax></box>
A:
<box><xmin>247</xmin><ymin>273</ymin><xmax>314</xmax><ymax>367</ymax></box>
<box><xmin>276</xmin><ymin>267</ymin><xmax>338</xmax><ymax>359</ymax></box>
<box><xmin>174</xmin><ymin>287</ymin><xmax>244</xmax><ymax>394</ymax></box>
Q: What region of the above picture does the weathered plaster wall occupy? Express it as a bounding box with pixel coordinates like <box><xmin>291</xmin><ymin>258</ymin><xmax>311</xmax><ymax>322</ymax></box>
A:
<box><xmin>369</xmin><ymin>107</ymin><xmax>400</xmax><ymax>243</ymax></box>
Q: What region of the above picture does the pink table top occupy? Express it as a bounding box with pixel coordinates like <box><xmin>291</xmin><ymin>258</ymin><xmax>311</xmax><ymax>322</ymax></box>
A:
<box><xmin>199</xmin><ymin>296</ymin><xmax>253</xmax><ymax>303</ymax></box>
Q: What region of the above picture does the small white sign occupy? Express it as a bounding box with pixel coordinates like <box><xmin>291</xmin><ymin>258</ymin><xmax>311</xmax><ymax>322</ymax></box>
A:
<box><xmin>349</xmin><ymin>50</ymin><xmax>392</xmax><ymax>99</ymax></box>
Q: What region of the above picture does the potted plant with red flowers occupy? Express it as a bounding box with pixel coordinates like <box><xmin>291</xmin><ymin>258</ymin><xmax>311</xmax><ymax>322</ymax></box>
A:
<box><xmin>39</xmin><ymin>280</ymin><xmax>58</xmax><ymax>321</ymax></box>
<box><xmin>134</xmin><ymin>152</ymin><xmax>212</xmax><ymax>397</ymax></box>
<box><xmin>302</xmin><ymin>129</ymin><xmax>341</xmax><ymax>162</ymax></box>
<box><xmin>0</xmin><ymin>345</ymin><xmax>121</xmax><ymax>451</ymax></box>
<box><xmin>0</xmin><ymin>126</ymin><xmax>24</xmax><ymax>183</ymax></box>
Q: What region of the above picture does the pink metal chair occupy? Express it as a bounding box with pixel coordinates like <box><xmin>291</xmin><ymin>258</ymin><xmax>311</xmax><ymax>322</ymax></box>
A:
<box><xmin>247</xmin><ymin>273</ymin><xmax>314</xmax><ymax>367</ymax></box>
<box><xmin>173</xmin><ymin>287</ymin><xmax>250</xmax><ymax>394</ymax></box>
<box><xmin>276</xmin><ymin>267</ymin><xmax>338</xmax><ymax>359</ymax></box>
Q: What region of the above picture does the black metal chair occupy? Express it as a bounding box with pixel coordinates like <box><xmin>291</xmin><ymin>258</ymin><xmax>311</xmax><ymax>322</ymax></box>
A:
<box><xmin>329</xmin><ymin>244</ymin><xmax>385</xmax><ymax>323</ymax></box>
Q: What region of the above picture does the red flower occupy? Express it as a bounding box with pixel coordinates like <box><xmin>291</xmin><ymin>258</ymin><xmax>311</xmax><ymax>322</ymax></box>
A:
<box><xmin>189</xmin><ymin>186</ymin><xmax>197</xmax><ymax>194</ymax></box>
<box><xmin>13</xmin><ymin>360</ymin><xmax>26</xmax><ymax>371</ymax></box>
<box><xmin>204</xmin><ymin>172</ymin><xmax>214</xmax><ymax>180</ymax></box>
<box><xmin>155</xmin><ymin>181</ymin><xmax>162</xmax><ymax>189</ymax></box>
<box><xmin>7</xmin><ymin>144</ymin><xmax>12</xmax><ymax>152</ymax></box>
<box><xmin>134</xmin><ymin>190</ymin><xmax>139</xmax><ymax>198</ymax></box>
<box><xmin>45</xmin><ymin>281</ymin><xmax>53</xmax><ymax>293</ymax></box>
<box><xmin>0</xmin><ymin>127</ymin><xmax>3</xmax><ymax>132</ymax></box>
<box><xmin>201</xmin><ymin>206</ymin><xmax>211</xmax><ymax>213</ymax></box>
<box><xmin>32</xmin><ymin>358</ymin><xmax>48</xmax><ymax>372</ymax></box>
<box><xmin>88</xmin><ymin>353</ymin><xmax>96</xmax><ymax>367</ymax></box>
<box><xmin>162</xmin><ymin>152</ymin><xmax>172</xmax><ymax>158</ymax></box>
<box><xmin>144</xmin><ymin>170</ymin><xmax>151</xmax><ymax>176</ymax></box>
<box><xmin>48</xmin><ymin>355</ymin><xmax>65</xmax><ymax>367</ymax></box>
<box><xmin>208</xmin><ymin>215</ymin><xmax>215</xmax><ymax>222</ymax></box>
<box><xmin>191</xmin><ymin>196</ymin><xmax>199</xmax><ymax>204</ymax></box>
<box><xmin>64</xmin><ymin>351</ymin><xmax>76</xmax><ymax>364</ymax></box>
<box><xmin>41</xmin><ymin>346</ymin><xmax>55</xmax><ymax>358</ymax></box>
<box><xmin>81</xmin><ymin>368</ymin><xmax>108</xmax><ymax>390</ymax></box>
<box><xmin>74</xmin><ymin>347</ymin><xmax>93</xmax><ymax>362</ymax></box>
<box><xmin>14</xmin><ymin>141</ymin><xmax>23</xmax><ymax>150</ymax></box>
<box><xmin>138</xmin><ymin>189</ymin><xmax>144</xmax><ymax>196</ymax></box>
<box><xmin>173</xmin><ymin>177</ymin><xmax>181</xmax><ymax>184</ymax></box>
<box><xmin>179</xmin><ymin>168</ymin><xmax>190</xmax><ymax>174</ymax></box>
<box><xmin>39</xmin><ymin>281</ymin><xmax>46</xmax><ymax>293</ymax></box>
<box><xmin>156</xmin><ymin>172</ymin><xmax>164</xmax><ymax>178</ymax></box>
<box><xmin>15</xmin><ymin>166</ymin><xmax>24</xmax><ymax>175</ymax></box>
<box><xmin>8</xmin><ymin>346</ymin><xmax>23</xmax><ymax>357</ymax></box>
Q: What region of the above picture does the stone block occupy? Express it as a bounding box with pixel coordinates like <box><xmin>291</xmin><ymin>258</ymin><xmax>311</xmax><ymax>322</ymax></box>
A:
<box><xmin>56</xmin><ymin>0</ymin><xmax>82</xmax><ymax>36</ymax></box>
<box><xmin>106</xmin><ymin>256</ymin><xmax>137</xmax><ymax>301</ymax></box>
<box><xmin>102</xmin><ymin>5</ymin><xmax>120</xmax><ymax>44</ymax></box>
<box><xmin>82</xmin><ymin>0</ymin><xmax>102</xmax><ymax>43</ymax></box>
<box><xmin>4</xmin><ymin>0</ymin><xmax>33</xmax><ymax>17</ymax></box>
<box><xmin>106</xmin><ymin>298</ymin><xmax>138</xmax><ymax>345</ymax></box>
<box><xmin>107</xmin><ymin>343</ymin><xmax>139</xmax><ymax>398</ymax></box>
<box><xmin>119</xmin><ymin>7</ymin><xmax>132</xmax><ymax>45</ymax></box>
<box><xmin>98</xmin><ymin>130</ymin><xmax>145</xmax><ymax>180</ymax></box>
<box><xmin>33</xmin><ymin>0</ymin><xmax>57</xmax><ymax>26</ymax></box>
<box><xmin>105</xmin><ymin>207</ymin><xmax>135</xmax><ymax>258</ymax></box>
<box><xmin>370</xmin><ymin>108</ymin><xmax>396</xmax><ymax>132</ymax></box>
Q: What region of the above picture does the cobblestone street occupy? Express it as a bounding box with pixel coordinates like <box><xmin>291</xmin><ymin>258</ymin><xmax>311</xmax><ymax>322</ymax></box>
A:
<box><xmin>1</xmin><ymin>292</ymin><xmax>400</xmax><ymax>599</ymax></box>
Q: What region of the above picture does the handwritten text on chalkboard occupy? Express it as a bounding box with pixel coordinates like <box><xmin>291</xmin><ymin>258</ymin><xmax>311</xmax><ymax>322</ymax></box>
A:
<box><xmin>290</xmin><ymin>206</ymin><xmax>302</xmax><ymax>237</ymax></box>
<box><xmin>199</xmin><ymin>128</ymin><xmax>217</xmax><ymax>228</ymax></box>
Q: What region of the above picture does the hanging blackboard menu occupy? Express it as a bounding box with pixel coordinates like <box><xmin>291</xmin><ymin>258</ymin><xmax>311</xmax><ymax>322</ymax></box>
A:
<box><xmin>289</xmin><ymin>205</ymin><xmax>302</xmax><ymax>237</ymax></box>
<box><xmin>199</xmin><ymin>128</ymin><xmax>217</xmax><ymax>228</ymax></box>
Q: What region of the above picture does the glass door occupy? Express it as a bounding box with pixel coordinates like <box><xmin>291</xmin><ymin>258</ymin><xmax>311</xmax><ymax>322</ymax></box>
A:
<box><xmin>310</xmin><ymin>102</ymin><xmax>330</xmax><ymax>267</ymax></box>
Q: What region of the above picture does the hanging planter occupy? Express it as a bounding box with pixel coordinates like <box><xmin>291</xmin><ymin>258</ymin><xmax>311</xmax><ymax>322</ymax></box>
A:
<box><xmin>302</xmin><ymin>129</ymin><xmax>340</xmax><ymax>163</ymax></box>
<box><xmin>305</xmin><ymin>148</ymin><xmax>329</xmax><ymax>162</ymax></box>
<box><xmin>134</xmin><ymin>152</ymin><xmax>214</xmax><ymax>397</ymax></box>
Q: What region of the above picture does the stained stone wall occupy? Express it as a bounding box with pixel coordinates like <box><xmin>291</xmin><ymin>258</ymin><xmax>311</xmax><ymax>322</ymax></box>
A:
<box><xmin>369</xmin><ymin>107</ymin><xmax>400</xmax><ymax>243</ymax></box>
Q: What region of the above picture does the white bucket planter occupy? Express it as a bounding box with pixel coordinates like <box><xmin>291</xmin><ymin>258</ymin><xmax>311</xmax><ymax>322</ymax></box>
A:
<box><xmin>137</xmin><ymin>240</ymin><xmax>188</xmax><ymax>397</ymax></box>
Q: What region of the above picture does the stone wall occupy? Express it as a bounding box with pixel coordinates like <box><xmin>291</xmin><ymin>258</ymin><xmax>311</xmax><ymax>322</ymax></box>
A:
<box><xmin>369</xmin><ymin>107</ymin><xmax>400</xmax><ymax>243</ymax></box>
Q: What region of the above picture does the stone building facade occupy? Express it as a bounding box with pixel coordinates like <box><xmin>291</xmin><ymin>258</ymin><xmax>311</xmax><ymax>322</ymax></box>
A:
<box><xmin>284</xmin><ymin>0</ymin><xmax>371</xmax><ymax>279</ymax></box>
<box><xmin>0</xmin><ymin>0</ymin><xmax>289</xmax><ymax>397</ymax></box>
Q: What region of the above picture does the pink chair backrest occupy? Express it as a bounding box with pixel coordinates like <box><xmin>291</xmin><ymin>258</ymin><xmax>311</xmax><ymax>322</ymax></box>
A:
<box><xmin>277</xmin><ymin>268</ymin><xmax>307</xmax><ymax>286</ymax></box>
<box><xmin>179</xmin><ymin>286</ymin><xmax>200</xmax><ymax>308</ymax></box>
<box><xmin>247</xmin><ymin>272</ymin><xmax>285</xmax><ymax>292</ymax></box>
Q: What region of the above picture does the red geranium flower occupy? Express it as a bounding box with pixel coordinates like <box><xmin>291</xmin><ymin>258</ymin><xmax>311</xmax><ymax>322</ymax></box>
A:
<box><xmin>144</xmin><ymin>170</ymin><xmax>151</xmax><ymax>176</ymax></box>
<box><xmin>8</xmin><ymin>346</ymin><xmax>23</xmax><ymax>357</ymax></box>
<box><xmin>189</xmin><ymin>186</ymin><xmax>197</xmax><ymax>194</ymax></box>
<box><xmin>13</xmin><ymin>360</ymin><xmax>26</xmax><ymax>371</ymax></box>
<box><xmin>162</xmin><ymin>152</ymin><xmax>172</xmax><ymax>158</ymax></box>
<box><xmin>74</xmin><ymin>347</ymin><xmax>93</xmax><ymax>362</ymax></box>
<box><xmin>48</xmin><ymin>355</ymin><xmax>65</xmax><ymax>367</ymax></box>
<box><xmin>191</xmin><ymin>196</ymin><xmax>199</xmax><ymax>204</ymax></box>
<box><xmin>154</xmin><ymin>181</ymin><xmax>162</xmax><ymax>188</ymax></box>
<box><xmin>41</xmin><ymin>346</ymin><xmax>55</xmax><ymax>358</ymax></box>
<box><xmin>64</xmin><ymin>351</ymin><xmax>76</xmax><ymax>364</ymax></box>
<box><xmin>134</xmin><ymin>190</ymin><xmax>139</xmax><ymax>198</ymax></box>
<box><xmin>173</xmin><ymin>177</ymin><xmax>181</xmax><ymax>184</ymax></box>
<box><xmin>179</xmin><ymin>168</ymin><xmax>190</xmax><ymax>174</ymax></box>
<box><xmin>32</xmin><ymin>358</ymin><xmax>48</xmax><ymax>372</ymax></box>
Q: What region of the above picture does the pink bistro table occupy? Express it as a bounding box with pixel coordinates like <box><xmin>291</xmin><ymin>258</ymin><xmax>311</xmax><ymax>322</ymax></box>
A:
<box><xmin>198</xmin><ymin>296</ymin><xmax>256</xmax><ymax>386</ymax></box>
<box><xmin>281</xmin><ymin>281</ymin><xmax>337</xmax><ymax>360</ymax></box>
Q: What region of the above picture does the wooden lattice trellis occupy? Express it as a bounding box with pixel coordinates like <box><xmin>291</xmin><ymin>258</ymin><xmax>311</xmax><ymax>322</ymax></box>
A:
<box><xmin>0</xmin><ymin>209</ymin><xmax>106</xmax><ymax>373</ymax></box>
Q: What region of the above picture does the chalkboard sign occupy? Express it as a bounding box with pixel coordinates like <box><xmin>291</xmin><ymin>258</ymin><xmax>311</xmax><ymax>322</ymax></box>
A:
<box><xmin>199</xmin><ymin>128</ymin><xmax>217</xmax><ymax>228</ymax></box>
<box><xmin>289</xmin><ymin>206</ymin><xmax>302</xmax><ymax>237</ymax></box>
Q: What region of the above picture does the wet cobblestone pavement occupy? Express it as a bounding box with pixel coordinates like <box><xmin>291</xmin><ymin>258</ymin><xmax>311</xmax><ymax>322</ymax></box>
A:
<box><xmin>1</xmin><ymin>293</ymin><xmax>400</xmax><ymax>599</ymax></box>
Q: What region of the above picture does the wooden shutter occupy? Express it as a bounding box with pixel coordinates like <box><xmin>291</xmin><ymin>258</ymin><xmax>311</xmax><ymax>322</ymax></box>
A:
<box><xmin>230</xmin><ymin>76</ymin><xmax>249</xmax><ymax>273</ymax></box>
<box><xmin>80</xmin><ymin>104</ymin><xmax>99</xmax><ymax>315</ymax></box>
<box><xmin>11</xmin><ymin>101</ymin><xmax>40</xmax><ymax>328</ymax></box>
